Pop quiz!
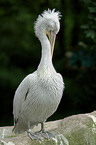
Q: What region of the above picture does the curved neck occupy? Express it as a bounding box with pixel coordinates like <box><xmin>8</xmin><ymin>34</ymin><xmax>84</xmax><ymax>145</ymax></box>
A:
<box><xmin>37</xmin><ymin>35</ymin><xmax>54</xmax><ymax>71</ymax></box>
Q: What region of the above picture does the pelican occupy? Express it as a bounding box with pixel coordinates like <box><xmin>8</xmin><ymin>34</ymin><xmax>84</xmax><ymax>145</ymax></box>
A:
<box><xmin>13</xmin><ymin>9</ymin><xmax>64</xmax><ymax>140</ymax></box>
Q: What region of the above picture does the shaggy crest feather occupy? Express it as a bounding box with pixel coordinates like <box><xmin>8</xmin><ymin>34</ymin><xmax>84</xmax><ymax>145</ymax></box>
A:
<box><xmin>41</xmin><ymin>9</ymin><xmax>61</xmax><ymax>19</ymax></box>
<box><xmin>34</xmin><ymin>9</ymin><xmax>61</xmax><ymax>37</ymax></box>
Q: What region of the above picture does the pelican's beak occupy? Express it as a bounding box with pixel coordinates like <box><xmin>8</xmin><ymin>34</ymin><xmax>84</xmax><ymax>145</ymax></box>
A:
<box><xmin>49</xmin><ymin>31</ymin><xmax>56</xmax><ymax>58</ymax></box>
<box><xmin>46</xmin><ymin>30</ymin><xmax>56</xmax><ymax>58</ymax></box>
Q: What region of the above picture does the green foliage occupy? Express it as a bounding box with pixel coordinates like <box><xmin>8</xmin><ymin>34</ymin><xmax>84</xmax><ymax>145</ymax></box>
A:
<box><xmin>63</xmin><ymin>0</ymin><xmax>87</xmax><ymax>50</ymax></box>
<box><xmin>81</xmin><ymin>0</ymin><xmax>96</xmax><ymax>42</ymax></box>
<box><xmin>81</xmin><ymin>0</ymin><xmax>96</xmax><ymax>44</ymax></box>
<box><xmin>66</xmin><ymin>0</ymin><xmax>96</xmax><ymax>119</ymax></box>
<box><xmin>0</xmin><ymin>0</ymin><xmax>39</xmax><ymax>87</ymax></box>
<box><xmin>70</xmin><ymin>0</ymin><xmax>96</xmax><ymax>68</ymax></box>
<box><xmin>70</xmin><ymin>48</ymin><xmax>96</xmax><ymax>68</ymax></box>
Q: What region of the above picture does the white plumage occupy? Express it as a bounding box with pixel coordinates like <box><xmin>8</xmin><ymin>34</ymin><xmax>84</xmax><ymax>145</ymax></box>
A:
<box><xmin>13</xmin><ymin>9</ymin><xmax>64</xmax><ymax>139</ymax></box>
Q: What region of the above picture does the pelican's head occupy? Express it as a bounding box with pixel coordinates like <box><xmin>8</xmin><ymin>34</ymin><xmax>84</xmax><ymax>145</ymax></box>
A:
<box><xmin>34</xmin><ymin>9</ymin><xmax>61</xmax><ymax>57</ymax></box>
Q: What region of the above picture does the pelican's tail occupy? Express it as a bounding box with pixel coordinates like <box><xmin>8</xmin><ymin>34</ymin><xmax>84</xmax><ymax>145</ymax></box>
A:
<box><xmin>12</xmin><ymin>120</ymin><xmax>27</xmax><ymax>134</ymax></box>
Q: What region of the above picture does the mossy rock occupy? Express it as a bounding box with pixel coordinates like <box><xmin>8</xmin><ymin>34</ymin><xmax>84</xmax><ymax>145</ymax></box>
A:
<box><xmin>0</xmin><ymin>111</ymin><xmax>96</xmax><ymax>145</ymax></box>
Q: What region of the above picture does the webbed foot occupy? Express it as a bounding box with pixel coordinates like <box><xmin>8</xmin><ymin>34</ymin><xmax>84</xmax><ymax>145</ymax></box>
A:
<box><xmin>28</xmin><ymin>129</ymin><xmax>42</xmax><ymax>140</ymax></box>
<box><xmin>28</xmin><ymin>129</ymin><xmax>54</xmax><ymax>140</ymax></box>
<box><xmin>27</xmin><ymin>122</ymin><xmax>55</xmax><ymax>140</ymax></box>
<box><xmin>41</xmin><ymin>130</ymin><xmax>54</xmax><ymax>139</ymax></box>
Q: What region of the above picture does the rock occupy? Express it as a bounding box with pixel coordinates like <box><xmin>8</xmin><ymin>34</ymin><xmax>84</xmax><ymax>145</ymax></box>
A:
<box><xmin>0</xmin><ymin>111</ymin><xmax>96</xmax><ymax>145</ymax></box>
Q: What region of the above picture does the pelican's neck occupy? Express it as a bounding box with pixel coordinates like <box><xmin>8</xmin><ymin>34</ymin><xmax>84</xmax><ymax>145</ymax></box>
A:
<box><xmin>37</xmin><ymin>35</ymin><xmax>54</xmax><ymax>71</ymax></box>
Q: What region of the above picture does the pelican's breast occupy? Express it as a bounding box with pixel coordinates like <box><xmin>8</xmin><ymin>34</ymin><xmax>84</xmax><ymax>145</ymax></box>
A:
<box><xmin>20</xmin><ymin>70</ymin><xmax>64</xmax><ymax>123</ymax></box>
<box><xmin>34</xmin><ymin>70</ymin><xmax>64</xmax><ymax>121</ymax></box>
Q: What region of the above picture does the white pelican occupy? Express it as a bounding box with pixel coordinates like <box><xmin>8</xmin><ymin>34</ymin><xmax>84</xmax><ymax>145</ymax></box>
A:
<box><xmin>13</xmin><ymin>9</ymin><xmax>64</xmax><ymax>139</ymax></box>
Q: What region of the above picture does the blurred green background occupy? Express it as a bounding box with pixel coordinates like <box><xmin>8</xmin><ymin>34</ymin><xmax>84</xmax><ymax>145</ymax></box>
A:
<box><xmin>0</xmin><ymin>0</ymin><xmax>96</xmax><ymax>126</ymax></box>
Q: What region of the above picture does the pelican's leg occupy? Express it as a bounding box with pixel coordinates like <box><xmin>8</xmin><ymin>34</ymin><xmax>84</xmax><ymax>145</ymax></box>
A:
<box><xmin>27</xmin><ymin>122</ymin><xmax>41</xmax><ymax>140</ymax></box>
<box><xmin>40</xmin><ymin>122</ymin><xmax>55</xmax><ymax>139</ymax></box>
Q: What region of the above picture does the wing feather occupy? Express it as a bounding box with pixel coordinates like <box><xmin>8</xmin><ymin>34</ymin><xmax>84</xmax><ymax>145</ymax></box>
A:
<box><xmin>13</xmin><ymin>74</ymin><xmax>33</xmax><ymax>123</ymax></box>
